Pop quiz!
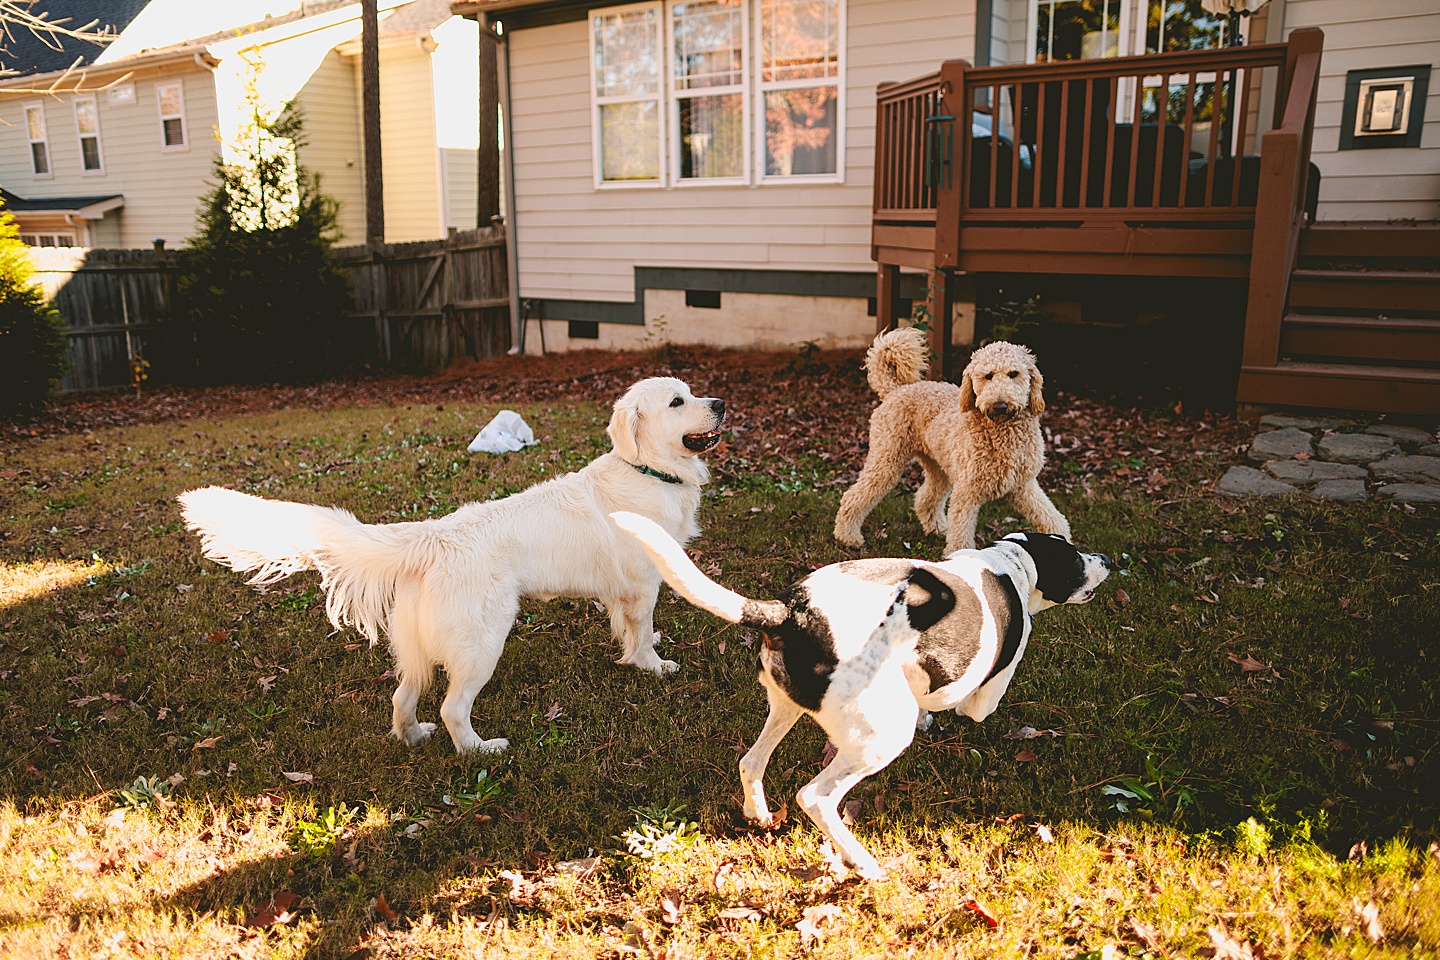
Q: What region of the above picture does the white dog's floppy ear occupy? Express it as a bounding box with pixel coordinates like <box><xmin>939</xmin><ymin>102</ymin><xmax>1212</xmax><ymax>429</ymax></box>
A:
<box><xmin>1027</xmin><ymin>359</ymin><xmax>1046</xmax><ymax>415</ymax></box>
<box><xmin>959</xmin><ymin>369</ymin><xmax>977</xmax><ymax>412</ymax></box>
<box><xmin>608</xmin><ymin>396</ymin><xmax>641</xmax><ymax>462</ymax></box>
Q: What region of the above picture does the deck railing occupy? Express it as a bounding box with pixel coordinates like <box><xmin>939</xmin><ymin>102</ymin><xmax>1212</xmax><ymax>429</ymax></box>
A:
<box><xmin>873</xmin><ymin>32</ymin><xmax>1320</xmax><ymax>237</ymax></box>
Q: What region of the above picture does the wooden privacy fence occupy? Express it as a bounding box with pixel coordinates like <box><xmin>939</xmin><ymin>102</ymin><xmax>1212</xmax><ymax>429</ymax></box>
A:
<box><xmin>31</xmin><ymin>226</ymin><xmax>511</xmax><ymax>393</ymax></box>
<box><xmin>28</xmin><ymin>247</ymin><xmax>174</xmax><ymax>394</ymax></box>
<box><xmin>335</xmin><ymin>226</ymin><xmax>510</xmax><ymax>372</ymax></box>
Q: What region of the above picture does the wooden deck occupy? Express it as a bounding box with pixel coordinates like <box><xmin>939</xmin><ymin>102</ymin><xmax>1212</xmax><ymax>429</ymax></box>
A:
<box><xmin>869</xmin><ymin>31</ymin><xmax>1440</xmax><ymax>416</ymax></box>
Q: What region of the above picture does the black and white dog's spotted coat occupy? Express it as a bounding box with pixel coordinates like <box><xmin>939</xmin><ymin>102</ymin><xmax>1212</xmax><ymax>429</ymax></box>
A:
<box><xmin>612</xmin><ymin>512</ymin><xmax>1114</xmax><ymax>879</ymax></box>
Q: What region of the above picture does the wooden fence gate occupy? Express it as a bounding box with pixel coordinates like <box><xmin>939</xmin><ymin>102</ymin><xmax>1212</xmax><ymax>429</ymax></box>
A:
<box><xmin>30</xmin><ymin>226</ymin><xmax>511</xmax><ymax>394</ymax></box>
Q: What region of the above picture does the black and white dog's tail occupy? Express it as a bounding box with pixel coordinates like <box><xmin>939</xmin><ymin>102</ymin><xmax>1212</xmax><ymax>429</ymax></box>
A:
<box><xmin>610</xmin><ymin>511</ymin><xmax>788</xmax><ymax>629</ymax></box>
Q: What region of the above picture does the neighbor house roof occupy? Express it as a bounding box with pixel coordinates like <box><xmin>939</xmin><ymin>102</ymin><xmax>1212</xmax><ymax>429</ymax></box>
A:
<box><xmin>1</xmin><ymin>189</ymin><xmax>125</xmax><ymax>218</ymax></box>
<box><xmin>0</xmin><ymin>0</ymin><xmax>155</xmax><ymax>76</ymax></box>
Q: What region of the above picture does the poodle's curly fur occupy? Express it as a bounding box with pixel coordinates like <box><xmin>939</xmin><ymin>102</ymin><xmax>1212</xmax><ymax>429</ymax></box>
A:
<box><xmin>834</xmin><ymin>329</ymin><xmax>1071</xmax><ymax>553</ymax></box>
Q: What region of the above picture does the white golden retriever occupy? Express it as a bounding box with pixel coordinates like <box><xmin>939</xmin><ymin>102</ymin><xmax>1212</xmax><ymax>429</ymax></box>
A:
<box><xmin>178</xmin><ymin>377</ymin><xmax>725</xmax><ymax>754</ymax></box>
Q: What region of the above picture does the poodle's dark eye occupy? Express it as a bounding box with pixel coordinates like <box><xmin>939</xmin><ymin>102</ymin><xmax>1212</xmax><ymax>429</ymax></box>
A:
<box><xmin>1008</xmin><ymin>370</ymin><xmax>1020</xmax><ymax>378</ymax></box>
<box><xmin>984</xmin><ymin>373</ymin><xmax>994</xmax><ymax>380</ymax></box>
<box><xmin>669</xmin><ymin>396</ymin><xmax>684</xmax><ymax>408</ymax></box>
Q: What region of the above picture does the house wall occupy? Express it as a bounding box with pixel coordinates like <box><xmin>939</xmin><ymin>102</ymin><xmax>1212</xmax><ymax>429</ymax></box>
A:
<box><xmin>293</xmin><ymin>48</ymin><xmax>367</xmax><ymax>244</ymax></box>
<box><xmin>0</xmin><ymin>67</ymin><xmax>222</xmax><ymax>248</ymax></box>
<box><xmin>504</xmin><ymin>0</ymin><xmax>975</xmax><ymax>348</ymax></box>
<box><xmin>442</xmin><ymin>148</ymin><xmax>481</xmax><ymax>232</ymax></box>
<box><xmin>350</xmin><ymin>39</ymin><xmax>446</xmax><ymax>242</ymax></box>
<box><xmin>1280</xmin><ymin>0</ymin><xmax>1440</xmax><ymax>221</ymax></box>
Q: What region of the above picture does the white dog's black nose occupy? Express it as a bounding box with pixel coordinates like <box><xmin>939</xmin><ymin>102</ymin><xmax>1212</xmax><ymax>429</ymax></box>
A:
<box><xmin>710</xmin><ymin>398</ymin><xmax>725</xmax><ymax>415</ymax></box>
<box><xmin>1100</xmin><ymin>554</ymin><xmax>1117</xmax><ymax>572</ymax></box>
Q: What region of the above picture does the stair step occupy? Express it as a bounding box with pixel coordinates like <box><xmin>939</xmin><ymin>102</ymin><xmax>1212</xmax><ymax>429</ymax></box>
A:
<box><xmin>1299</xmin><ymin>222</ymin><xmax>1440</xmax><ymax>261</ymax></box>
<box><xmin>1281</xmin><ymin>314</ymin><xmax>1440</xmax><ymax>364</ymax></box>
<box><xmin>1289</xmin><ymin>269</ymin><xmax>1440</xmax><ymax>314</ymax></box>
<box><xmin>1238</xmin><ymin>361</ymin><xmax>1440</xmax><ymax>416</ymax></box>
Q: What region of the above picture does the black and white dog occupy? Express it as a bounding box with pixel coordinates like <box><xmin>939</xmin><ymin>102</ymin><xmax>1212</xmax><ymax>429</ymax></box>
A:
<box><xmin>611</xmin><ymin>512</ymin><xmax>1114</xmax><ymax>879</ymax></box>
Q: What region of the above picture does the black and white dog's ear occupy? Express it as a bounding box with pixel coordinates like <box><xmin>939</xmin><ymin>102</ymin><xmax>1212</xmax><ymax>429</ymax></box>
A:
<box><xmin>900</xmin><ymin>567</ymin><xmax>956</xmax><ymax>632</ymax></box>
<box><xmin>1004</xmin><ymin>532</ymin><xmax>1087</xmax><ymax>604</ymax></box>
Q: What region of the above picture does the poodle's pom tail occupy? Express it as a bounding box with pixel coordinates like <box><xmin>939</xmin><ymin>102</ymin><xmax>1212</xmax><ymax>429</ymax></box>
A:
<box><xmin>864</xmin><ymin>327</ymin><xmax>929</xmax><ymax>398</ymax></box>
<box><xmin>610</xmin><ymin>511</ymin><xmax>787</xmax><ymax>628</ymax></box>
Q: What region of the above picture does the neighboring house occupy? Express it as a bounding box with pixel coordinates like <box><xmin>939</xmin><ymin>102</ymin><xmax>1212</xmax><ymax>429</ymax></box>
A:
<box><xmin>0</xmin><ymin>0</ymin><xmax>482</xmax><ymax>248</ymax></box>
<box><xmin>457</xmin><ymin>0</ymin><xmax>1438</xmax><ymax>413</ymax></box>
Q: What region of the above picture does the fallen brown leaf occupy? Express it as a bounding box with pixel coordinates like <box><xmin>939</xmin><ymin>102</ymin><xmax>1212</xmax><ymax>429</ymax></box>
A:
<box><xmin>1227</xmin><ymin>652</ymin><xmax>1268</xmax><ymax>672</ymax></box>
<box><xmin>1130</xmin><ymin>917</ymin><xmax>1160</xmax><ymax>949</ymax></box>
<box><xmin>961</xmin><ymin>898</ymin><xmax>998</xmax><ymax>929</ymax></box>
<box><xmin>371</xmin><ymin>892</ymin><xmax>399</xmax><ymax>922</ymax></box>
<box><xmin>247</xmin><ymin>891</ymin><xmax>300</xmax><ymax>928</ymax></box>
<box><xmin>796</xmin><ymin>903</ymin><xmax>843</xmax><ymax>944</ymax></box>
<box><xmin>1015</xmin><ymin>747</ymin><xmax>1036</xmax><ymax>762</ymax></box>
<box><xmin>1205</xmin><ymin>925</ymin><xmax>1261</xmax><ymax>959</ymax></box>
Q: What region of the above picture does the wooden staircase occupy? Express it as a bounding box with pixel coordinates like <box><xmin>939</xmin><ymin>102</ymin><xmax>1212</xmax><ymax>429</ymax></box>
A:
<box><xmin>1238</xmin><ymin>222</ymin><xmax>1440</xmax><ymax>415</ymax></box>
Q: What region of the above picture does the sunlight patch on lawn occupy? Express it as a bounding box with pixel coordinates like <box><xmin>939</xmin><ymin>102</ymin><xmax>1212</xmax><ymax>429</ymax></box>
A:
<box><xmin>0</xmin><ymin>558</ymin><xmax>111</xmax><ymax>609</ymax></box>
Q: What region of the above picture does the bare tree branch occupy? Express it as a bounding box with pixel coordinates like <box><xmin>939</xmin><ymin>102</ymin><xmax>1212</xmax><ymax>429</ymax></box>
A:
<box><xmin>0</xmin><ymin>0</ymin><xmax>121</xmax><ymax>91</ymax></box>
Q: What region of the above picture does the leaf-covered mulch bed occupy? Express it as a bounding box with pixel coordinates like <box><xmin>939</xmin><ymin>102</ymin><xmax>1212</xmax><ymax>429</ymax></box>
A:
<box><xmin>2</xmin><ymin>344</ymin><xmax>1254</xmax><ymax>496</ymax></box>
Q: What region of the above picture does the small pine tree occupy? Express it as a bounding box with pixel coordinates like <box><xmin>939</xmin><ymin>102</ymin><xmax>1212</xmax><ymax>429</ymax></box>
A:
<box><xmin>165</xmin><ymin>48</ymin><xmax>351</xmax><ymax>385</ymax></box>
<box><xmin>0</xmin><ymin>199</ymin><xmax>67</xmax><ymax>415</ymax></box>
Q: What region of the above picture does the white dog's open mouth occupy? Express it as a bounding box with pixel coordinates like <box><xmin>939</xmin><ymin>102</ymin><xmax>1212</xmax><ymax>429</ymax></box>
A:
<box><xmin>683</xmin><ymin>428</ymin><xmax>723</xmax><ymax>452</ymax></box>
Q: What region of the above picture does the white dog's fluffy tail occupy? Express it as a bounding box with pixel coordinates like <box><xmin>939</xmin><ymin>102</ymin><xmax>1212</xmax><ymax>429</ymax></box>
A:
<box><xmin>178</xmin><ymin>486</ymin><xmax>427</xmax><ymax>644</ymax></box>
<box><xmin>864</xmin><ymin>327</ymin><xmax>929</xmax><ymax>399</ymax></box>
<box><xmin>610</xmin><ymin>511</ymin><xmax>786</xmax><ymax>628</ymax></box>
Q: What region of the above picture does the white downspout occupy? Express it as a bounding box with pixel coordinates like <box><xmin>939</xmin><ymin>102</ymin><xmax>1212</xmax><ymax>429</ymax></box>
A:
<box><xmin>497</xmin><ymin>20</ymin><xmax>523</xmax><ymax>355</ymax></box>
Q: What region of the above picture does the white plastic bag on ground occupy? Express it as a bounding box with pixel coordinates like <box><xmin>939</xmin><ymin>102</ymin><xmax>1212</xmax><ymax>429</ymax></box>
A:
<box><xmin>467</xmin><ymin>410</ymin><xmax>537</xmax><ymax>454</ymax></box>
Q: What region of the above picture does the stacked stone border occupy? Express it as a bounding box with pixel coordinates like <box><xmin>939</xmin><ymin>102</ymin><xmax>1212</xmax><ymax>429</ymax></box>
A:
<box><xmin>1218</xmin><ymin>416</ymin><xmax>1440</xmax><ymax>504</ymax></box>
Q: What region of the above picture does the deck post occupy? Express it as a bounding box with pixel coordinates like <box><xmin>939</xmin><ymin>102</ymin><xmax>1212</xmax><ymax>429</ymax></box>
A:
<box><xmin>876</xmin><ymin>264</ymin><xmax>902</xmax><ymax>336</ymax></box>
<box><xmin>927</xmin><ymin>269</ymin><xmax>954</xmax><ymax>381</ymax></box>
<box><xmin>934</xmin><ymin>59</ymin><xmax>969</xmax><ymax>270</ymax></box>
<box><xmin>1241</xmin><ymin>28</ymin><xmax>1323</xmax><ymax>374</ymax></box>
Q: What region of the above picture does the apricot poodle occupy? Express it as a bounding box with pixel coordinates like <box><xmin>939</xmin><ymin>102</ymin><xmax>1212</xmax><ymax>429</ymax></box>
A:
<box><xmin>834</xmin><ymin>329</ymin><xmax>1070</xmax><ymax>553</ymax></box>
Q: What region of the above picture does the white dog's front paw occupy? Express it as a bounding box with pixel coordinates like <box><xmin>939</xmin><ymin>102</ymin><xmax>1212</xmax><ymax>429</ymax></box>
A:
<box><xmin>453</xmin><ymin>734</ymin><xmax>509</xmax><ymax>754</ymax></box>
<box><xmin>394</xmin><ymin>721</ymin><xmax>437</xmax><ymax>746</ymax></box>
<box><xmin>915</xmin><ymin>710</ymin><xmax>933</xmax><ymax>733</ymax></box>
<box><xmin>852</xmin><ymin>856</ymin><xmax>887</xmax><ymax>881</ymax></box>
<box><xmin>650</xmin><ymin>657</ymin><xmax>679</xmax><ymax>675</ymax></box>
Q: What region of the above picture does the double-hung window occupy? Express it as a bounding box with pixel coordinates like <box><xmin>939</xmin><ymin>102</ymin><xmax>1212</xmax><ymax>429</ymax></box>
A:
<box><xmin>158</xmin><ymin>82</ymin><xmax>187</xmax><ymax>149</ymax></box>
<box><xmin>589</xmin><ymin>0</ymin><xmax>843</xmax><ymax>187</ymax></box>
<box><xmin>24</xmin><ymin>102</ymin><xmax>51</xmax><ymax>177</ymax></box>
<box><xmin>74</xmin><ymin>97</ymin><xmax>104</xmax><ymax>172</ymax></box>
<box><xmin>672</xmin><ymin>1</ymin><xmax>747</xmax><ymax>182</ymax></box>
<box><xmin>592</xmin><ymin>4</ymin><xmax>665</xmax><ymax>184</ymax></box>
<box><xmin>757</xmin><ymin>0</ymin><xmax>841</xmax><ymax>178</ymax></box>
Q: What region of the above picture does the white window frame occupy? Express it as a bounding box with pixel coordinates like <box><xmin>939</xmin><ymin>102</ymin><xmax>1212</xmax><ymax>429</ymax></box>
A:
<box><xmin>74</xmin><ymin>95</ymin><xmax>105</xmax><ymax>174</ymax></box>
<box><xmin>20</xmin><ymin>232</ymin><xmax>77</xmax><ymax>247</ymax></box>
<box><xmin>157</xmin><ymin>81</ymin><xmax>188</xmax><ymax>151</ymax></box>
<box><xmin>754</xmin><ymin>0</ymin><xmax>845</xmax><ymax>184</ymax></box>
<box><xmin>24</xmin><ymin>101</ymin><xmax>52</xmax><ymax>178</ymax></box>
<box><xmin>590</xmin><ymin>2</ymin><xmax>666</xmax><ymax>189</ymax></box>
<box><xmin>668</xmin><ymin>0</ymin><xmax>750</xmax><ymax>187</ymax></box>
<box><xmin>1025</xmin><ymin>0</ymin><xmax>1135</xmax><ymax>64</ymax></box>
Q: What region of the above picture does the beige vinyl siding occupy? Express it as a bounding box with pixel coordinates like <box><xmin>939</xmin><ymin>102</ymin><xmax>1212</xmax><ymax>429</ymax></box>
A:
<box><xmin>1281</xmin><ymin>0</ymin><xmax>1440</xmax><ymax>221</ymax></box>
<box><xmin>441</xmin><ymin>147</ymin><xmax>480</xmax><ymax>231</ymax></box>
<box><xmin>0</xmin><ymin>69</ymin><xmax>222</xmax><ymax>248</ymax></box>
<box><xmin>294</xmin><ymin>48</ymin><xmax>367</xmax><ymax>244</ymax></box>
<box><xmin>507</xmin><ymin>0</ymin><xmax>975</xmax><ymax>305</ymax></box>
<box><xmin>352</xmin><ymin>40</ymin><xmax>445</xmax><ymax>242</ymax></box>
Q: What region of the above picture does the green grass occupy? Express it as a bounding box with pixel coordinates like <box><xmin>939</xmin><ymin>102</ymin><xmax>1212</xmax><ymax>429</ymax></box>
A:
<box><xmin>1</xmin><ymin>398</ymin><xmax>1437</xmax><ymax>958</ymax></box>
